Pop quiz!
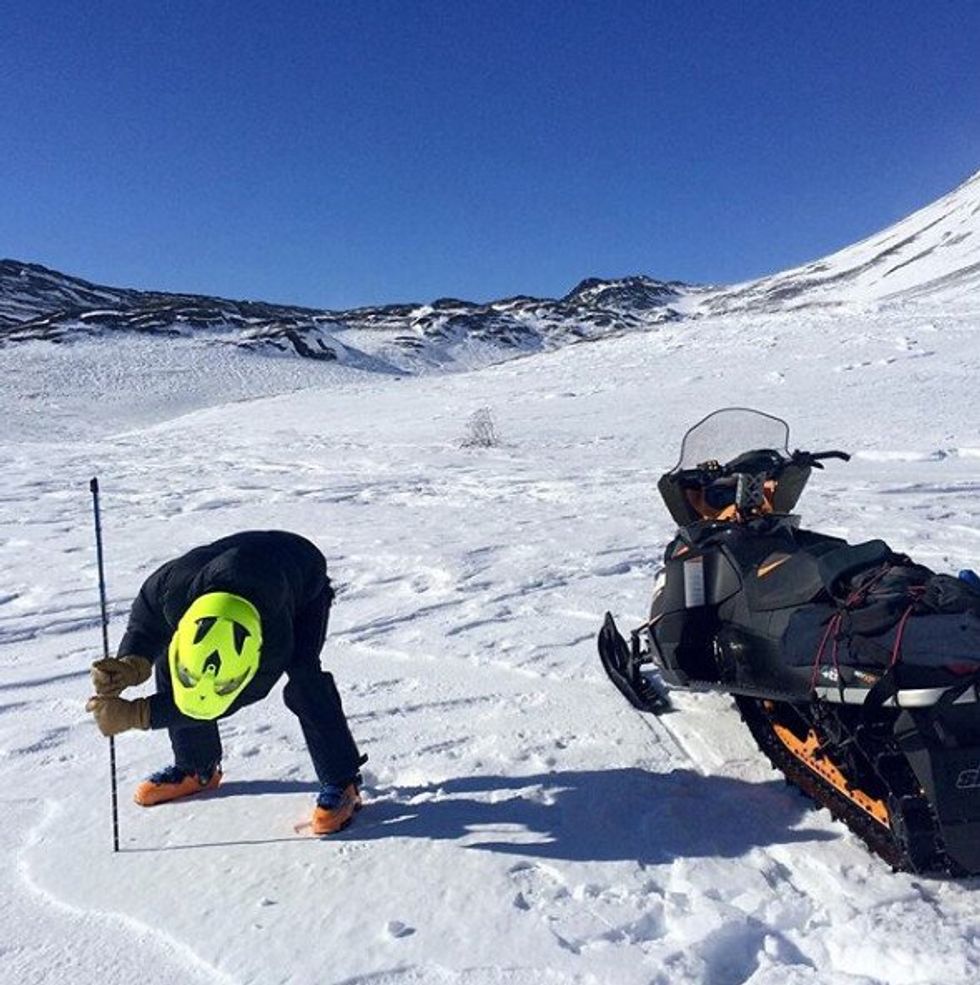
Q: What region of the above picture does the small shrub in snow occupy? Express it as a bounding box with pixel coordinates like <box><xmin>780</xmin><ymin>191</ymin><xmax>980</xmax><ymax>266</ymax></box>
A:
<box><xmin>461</xmin><ymin>407</ymin><xmax>500</xmax><ymax>448</ymax></box>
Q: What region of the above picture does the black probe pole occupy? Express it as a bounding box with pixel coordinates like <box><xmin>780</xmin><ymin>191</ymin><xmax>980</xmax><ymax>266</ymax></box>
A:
<box><xmin>90</xmin><ymin>477</ymin><xmax>120</xmax><ymax>853</ymax></box>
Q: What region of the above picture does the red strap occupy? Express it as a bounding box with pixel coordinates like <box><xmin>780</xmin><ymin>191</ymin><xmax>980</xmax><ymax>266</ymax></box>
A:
<box><xmin>889</xmin><ymin>603</ymin><xmax>916</xmax><ymax>667</ymax></box>
<box><xmin>811</xmin><ymin>612</ymin><xmax>842</xmax><ymax>689</ymax></box>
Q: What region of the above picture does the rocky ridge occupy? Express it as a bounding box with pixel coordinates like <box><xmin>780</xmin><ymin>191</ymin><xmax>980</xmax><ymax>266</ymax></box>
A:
<box><xmin>0</xmin><ymin>261</ymin><xmax>685</xmax><ymax>370</ymax></box>
<box><xmin>3</xmin><ymin>168</ymin><xmax>978</xmax><ymax>369</ymax></box>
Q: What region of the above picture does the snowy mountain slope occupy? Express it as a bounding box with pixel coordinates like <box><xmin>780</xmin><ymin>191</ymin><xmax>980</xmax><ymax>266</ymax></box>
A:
<box><xmin>2</xmin><ymin>300</ymin><xmax>979</xmax><ymax>984</ymax></box>
<box><xmin>3</xmin><ymin>166</ymin><xmax>978</xmax><ymax>419</ymax></box>
<box><xmin>0</xmin><ymin>275</ymin><xmax>686</xmax><ymax>444</ymax></box>
<box><xmin>0</xmin><ymin>259</ymin><xmax>684</xmax><ymax>373</ymax></box>
<box><xmin>0</xmin><ymin>336</ymin><xmax>382</xmax><ymax>443</ymax></box>
<box><xmin>4</xmin><ymin>168</ymin><xmax>980</xmax><ymax>383</ymax></box>
<box><xmin>0</xmin><ymin>260</ymin><xmax>140</xmax><ymax>325</ymax></box>
<box><xmin>705</xmin><ymin>169</ymin><xmax>980</xmax><ymax>312</ymax></box>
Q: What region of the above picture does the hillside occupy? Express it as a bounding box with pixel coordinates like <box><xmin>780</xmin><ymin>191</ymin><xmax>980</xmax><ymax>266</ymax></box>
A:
<box><xmin>707</xmin><ymin>169</ymin><xmax>980</xmax><ymax>312</ymax></box>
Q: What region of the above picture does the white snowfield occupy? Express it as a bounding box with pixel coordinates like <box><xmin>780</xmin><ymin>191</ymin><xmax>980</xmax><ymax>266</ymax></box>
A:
<box><xmin>2</xmin><ymin>179</ymin><xmax>980</xmax><ymax>985</ymax></box>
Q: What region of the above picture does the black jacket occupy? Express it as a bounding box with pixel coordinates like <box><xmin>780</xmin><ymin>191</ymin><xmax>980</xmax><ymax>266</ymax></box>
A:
<box><xmin>117</xmin><ymin>531</ymin><xmax>332</xmax><ymax>729</ymax></box>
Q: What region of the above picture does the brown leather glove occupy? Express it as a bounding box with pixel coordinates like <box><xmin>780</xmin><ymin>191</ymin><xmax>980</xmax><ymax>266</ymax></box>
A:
<box><xmin>85</xmin><ymin>695</ymin><xmax>150</xmax><ymax>736</ymax></box>
<box><xmin>90</xmin><ymin>656</ymin><xmax>153</xmax><ymax>697</ymax></box>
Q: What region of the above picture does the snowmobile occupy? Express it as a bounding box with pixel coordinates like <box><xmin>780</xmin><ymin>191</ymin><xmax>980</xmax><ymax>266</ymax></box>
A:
<box><xmin>598</xmin><ymin>407</ymin><xmax>980</xmax><ymax>875</ymax></box>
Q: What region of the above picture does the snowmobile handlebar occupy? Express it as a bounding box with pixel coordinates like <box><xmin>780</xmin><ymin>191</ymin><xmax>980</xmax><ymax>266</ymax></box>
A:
<box><xmin>790</xmin><ymin>449</ymin><xmax>851</xmax><ymax>470</ymax></box>
<box><xmin>676</xmin><ymin>448</ymin><xmax>851</xmax><ymax>488</ymax></box>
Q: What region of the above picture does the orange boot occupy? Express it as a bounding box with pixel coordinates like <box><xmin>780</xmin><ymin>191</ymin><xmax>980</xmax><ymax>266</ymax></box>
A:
<box><xmin>311</xmin><ymin>781</ymin><xmax>362</xmax><ymax>835</ymax></box>
<box><xmin>134</xmin><ymin>765</ymin><xmax>222</xmax><ymax>807</ymax></box>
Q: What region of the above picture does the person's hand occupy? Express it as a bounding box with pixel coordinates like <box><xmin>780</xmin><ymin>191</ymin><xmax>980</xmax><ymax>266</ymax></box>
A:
<box><xmin>90</xmin><ymin>656</ymin><xmax>152</xmax><ymax>696</ymax></box>
<box><xmin>85</xmin><ymin>695</ymin><xmax>150</xmax><ymax>736</ymax></box>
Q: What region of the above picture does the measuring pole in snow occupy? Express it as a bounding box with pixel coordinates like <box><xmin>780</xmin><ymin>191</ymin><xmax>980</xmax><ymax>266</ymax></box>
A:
<box><xmin>90</xmin><ymin>477</ymin><xmax>120</xmax><ymax>853</ymax></box>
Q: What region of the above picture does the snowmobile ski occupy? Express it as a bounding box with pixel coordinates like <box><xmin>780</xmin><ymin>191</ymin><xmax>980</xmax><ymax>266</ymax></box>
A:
<box><xmin>598</xmin><ymin>613</ymin><xmax>670</xmax><ymax>713</ymax></box>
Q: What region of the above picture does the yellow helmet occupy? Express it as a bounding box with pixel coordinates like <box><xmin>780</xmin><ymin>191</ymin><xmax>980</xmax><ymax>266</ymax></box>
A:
<box><xmin>168</xmin><ymin>592</ymin><xmax>262</xmax><ymax>720</ymax></box>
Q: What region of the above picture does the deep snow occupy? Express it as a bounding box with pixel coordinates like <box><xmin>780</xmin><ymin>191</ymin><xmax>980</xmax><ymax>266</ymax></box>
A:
<box><xmin>2</xmin><ymin>298</ymin><xmax>979</xmax><ymax>984</ymax></box>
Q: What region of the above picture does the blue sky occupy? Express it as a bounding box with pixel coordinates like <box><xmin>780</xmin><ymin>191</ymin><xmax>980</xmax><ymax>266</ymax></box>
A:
<box><xmin>2</xmin><ymin>1</ymin><xmax>978</xmax><ymax>309</ymax></box>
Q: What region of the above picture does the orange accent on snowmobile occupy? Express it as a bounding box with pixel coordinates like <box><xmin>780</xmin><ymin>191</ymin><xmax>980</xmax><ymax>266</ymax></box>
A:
<box><xmin>770</xmin><ymin>723</ymin><xmax>890</xmax><ymax>828</ymax></box>
<box><xmin>757</xmin><ymin>553</ymin><xmax>792</xmax><ymax>578</ymax></box>
<box><xmin>685</xmin><ymin>479</ymin><xmax>780</xmax><ymax>522</ymax></box>
<box><xmin>134</xmin><ymin>768</ymin><xmax>222</xmax><ymax>807</ymax></box>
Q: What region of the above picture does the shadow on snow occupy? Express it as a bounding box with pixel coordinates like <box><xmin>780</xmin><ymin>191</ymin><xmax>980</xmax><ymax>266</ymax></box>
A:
<box><xmin>333</xmin><ymin>767</ymin><xmax>836</xmax><ymax>863</ymax></box>
<box><xmin>124</xmin><ymin>768</ymin><xmax>836</xmax><ymax>860</ymax></box>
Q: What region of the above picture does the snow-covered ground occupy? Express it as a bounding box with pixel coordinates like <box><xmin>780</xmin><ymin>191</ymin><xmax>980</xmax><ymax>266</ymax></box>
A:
<box><xmin>2</xmin><ymin>299</ymin><xmax>979</xmax><ymax>985</ymax></box>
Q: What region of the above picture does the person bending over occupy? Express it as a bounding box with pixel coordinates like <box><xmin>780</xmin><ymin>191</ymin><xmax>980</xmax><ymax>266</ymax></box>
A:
<box><xmin>85</xmin><ymin>530</ymin><xmax>364</xmax><ymax>835</ymax></box>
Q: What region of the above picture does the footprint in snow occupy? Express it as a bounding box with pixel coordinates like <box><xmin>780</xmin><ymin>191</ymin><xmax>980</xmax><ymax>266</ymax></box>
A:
<box><xmin>384</xmin><ymin>920</ymin><xmax>415</xmax><ymax>939</ymax></box>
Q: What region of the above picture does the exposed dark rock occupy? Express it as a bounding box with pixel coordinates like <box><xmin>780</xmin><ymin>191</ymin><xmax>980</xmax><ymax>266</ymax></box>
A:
<box><xmin>0</xmin><ymin>259</ymin><xmax>684</xmax><ymax>367</ymax></box>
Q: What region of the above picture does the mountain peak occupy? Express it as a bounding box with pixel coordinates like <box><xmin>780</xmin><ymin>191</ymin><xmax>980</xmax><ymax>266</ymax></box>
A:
<box><xmin>563</xmin><ymin>275</ymin><xmax>684</xmax><ymax>310</ymax></box>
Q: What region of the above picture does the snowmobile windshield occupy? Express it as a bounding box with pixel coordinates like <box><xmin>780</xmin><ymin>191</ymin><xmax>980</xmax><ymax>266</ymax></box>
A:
<box><xmin>674</xmin><ymin>408</ymin><xmax>790</xmax><ymax>472</ymax></box>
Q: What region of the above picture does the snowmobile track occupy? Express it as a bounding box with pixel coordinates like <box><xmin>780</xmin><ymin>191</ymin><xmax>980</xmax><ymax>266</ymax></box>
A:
<box><xmin>733</xmin><ymin>695</ymin><xmax>960</xmax><ymax>876</ymax></box>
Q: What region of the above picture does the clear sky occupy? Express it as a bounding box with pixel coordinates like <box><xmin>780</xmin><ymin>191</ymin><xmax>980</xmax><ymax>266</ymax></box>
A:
<box><xmin>2</xmin><ymin>1</ymin><xmax>978</xmax><ymax>309</ymax></box>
